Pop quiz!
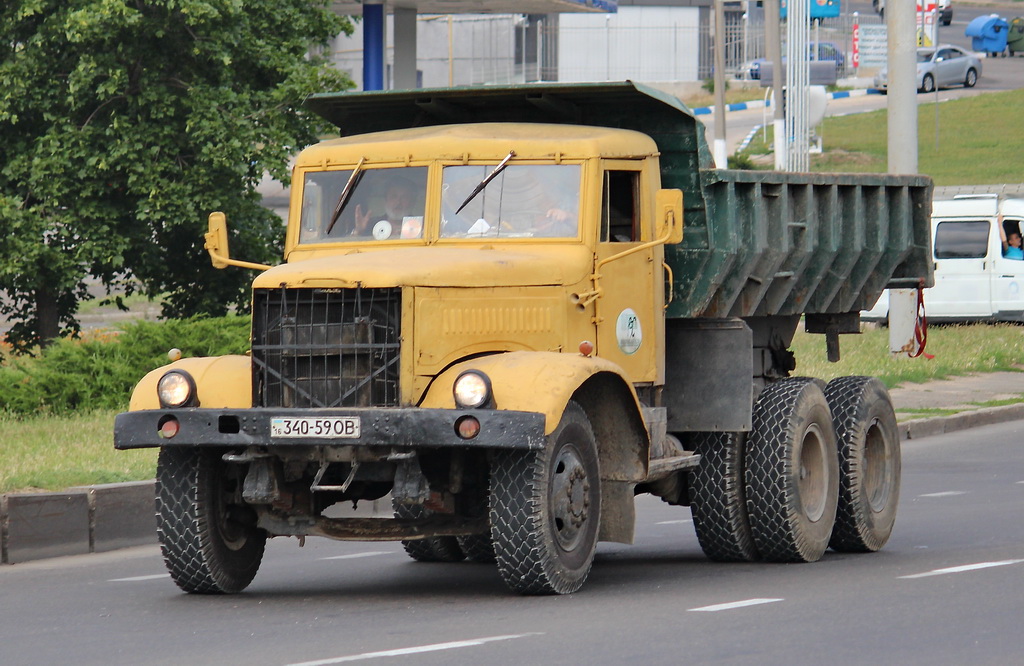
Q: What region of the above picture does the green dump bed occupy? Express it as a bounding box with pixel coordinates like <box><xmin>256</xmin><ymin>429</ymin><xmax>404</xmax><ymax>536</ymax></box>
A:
<box><xmin>306</xmin><ymin>81</ymin><xmax>934</xmax><ymax>319</ymax></box>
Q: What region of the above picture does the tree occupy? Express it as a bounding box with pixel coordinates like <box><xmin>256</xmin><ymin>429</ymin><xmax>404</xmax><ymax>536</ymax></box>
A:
<box><xmin>0</xmin><ymin>0</ymin><xmax>354</xmax><ymax>353</ymax></box>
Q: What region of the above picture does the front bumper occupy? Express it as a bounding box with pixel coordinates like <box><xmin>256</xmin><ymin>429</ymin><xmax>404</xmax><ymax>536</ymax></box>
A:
<box><xmin>114</xmin><ymin>407</ymin><xmax>546</xmax><ymax>451</ymax></box>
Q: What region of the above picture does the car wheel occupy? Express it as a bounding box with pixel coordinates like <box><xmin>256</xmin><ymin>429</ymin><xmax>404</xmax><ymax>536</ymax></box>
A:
<box><xmin>964</xmin><ymin>68</ymin><xmax>978</xmax><ymax>88</ymax></box>
<box><xmin>919</xmin><ymin>73</ymin><xmax>935</xmax><ymax>94</ymax></box>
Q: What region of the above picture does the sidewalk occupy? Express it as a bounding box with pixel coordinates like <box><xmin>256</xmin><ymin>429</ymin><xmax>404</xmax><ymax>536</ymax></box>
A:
<box><xmin>3</xmin><ymin>372</ymin><xmax>1023</xmax><ymax>565</ymax></box>
<box><xmin>890</xmin><ymin>370</ymin><xmax>1024</xmax><ymax>440</ymax></box>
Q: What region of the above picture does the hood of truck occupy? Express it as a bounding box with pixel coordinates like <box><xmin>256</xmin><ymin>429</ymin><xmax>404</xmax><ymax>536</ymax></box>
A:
<box><xmin>252</xmin><ymin>245</ymin><xmax>593</xmax><ymax>290</ymax></box>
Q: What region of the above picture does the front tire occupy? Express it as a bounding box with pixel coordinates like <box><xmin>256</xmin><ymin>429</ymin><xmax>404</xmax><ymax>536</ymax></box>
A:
<box><xmin>920</xmin><ymin>73</ymin><xmax>935</xmax><ymax>93</ymax></box>
<box><xmin>824</xmin><ymin>377</ymin><xmax>901</xmax><ymax>552</ymax></box>
<box><xmin>689</xmin><ymin>432</ymin><xmax>759</xmax><ymax>562</ymax></box>
<box><xmin>745</xmin><ymin>379</ymin><xmax>839</xmax><ymax>563</ymax></box>
<box><xmin>490</xmin><ymin>401</ymin><xmax>601</xmax><ymax>595</ymax></box>
<box><xmin>156</xmin><ymin>447</ymin><xmax>266</xmax><ymax>594</ymax></box>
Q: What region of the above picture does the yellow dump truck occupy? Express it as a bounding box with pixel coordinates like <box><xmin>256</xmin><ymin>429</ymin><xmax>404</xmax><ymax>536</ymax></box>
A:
<box><xmin>115</xmin><ymin>82</ymin><xmax>933</xmax><ymax>595</ymax></box>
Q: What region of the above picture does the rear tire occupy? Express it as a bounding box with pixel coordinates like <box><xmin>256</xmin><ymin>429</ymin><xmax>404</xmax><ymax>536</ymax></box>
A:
<box><xmin>156</xmin><ymin>447</ymin><xmax>266</xmax><ymax>594</ymax></box>
<box><xmin>689</xmin><ymin>432</ymin><xmax>759</xmax><ymax>562</ymax></box>
<box><xmin>490</xmin><ymin>401</ymin><xmax>600</xmax><ymax>595</ymax></box>
<box><xmin>394</xmin><ymin>502</ymin><xmax>466</xmax><ymax>562</ymax></box>
<box><xmin>824</xmin><ymin>376</ymin><xmax>901</xmax><ymax>552</ymax></box>
<box><xmin>964</xmin><ymin>68</ymin><xmax>978</xmax><ymax>88</ymax></box>
<box><xmin>457</xmin><ymin>533</ymin><xmax>497</xmax><ymax>563</ymax></box>
<box><xmin>745</xmin><ymin>378</ymin><xmax>839</xmax><ymax>563</ymax></box>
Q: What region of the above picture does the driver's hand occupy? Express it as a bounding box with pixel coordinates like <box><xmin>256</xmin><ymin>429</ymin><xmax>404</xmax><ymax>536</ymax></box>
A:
<box><xmin>353</xmin><ymin>204</ymin><xmax>371</xmax><ymax>234</ymax></box>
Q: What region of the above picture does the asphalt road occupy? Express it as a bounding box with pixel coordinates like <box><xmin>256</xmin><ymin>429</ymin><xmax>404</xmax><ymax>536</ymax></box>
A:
<box><xmin>3</xmin><ymin>420</ymin><xmax>1023</xmax><ymax>665</ymax></box>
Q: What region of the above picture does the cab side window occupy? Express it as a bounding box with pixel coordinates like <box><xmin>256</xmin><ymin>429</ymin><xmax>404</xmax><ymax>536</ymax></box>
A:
<box><xmin>601</xmin><ymin>170</ymin><xmax>640</xmax><ymax>242</ymax></box>
<box><xmin>933</xmin><ymin>220</ymin><xmax>989</xmax><ymax>258</ymax></box>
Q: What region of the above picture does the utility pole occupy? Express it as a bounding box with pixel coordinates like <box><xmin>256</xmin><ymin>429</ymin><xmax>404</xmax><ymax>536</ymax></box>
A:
<box><xmin>764</xmin><ymin>0</ymin><xmax>785</xmax><ymax>170</ymax></box>
<box><xmin>713</xmin><ymin>0</ymin><xmax>728</xmax><ymax>168</ymax></box>
<box><xmin>887</xmin><ymin>0</ymin><xmax>922</xmax><ymax>355</ymax></box>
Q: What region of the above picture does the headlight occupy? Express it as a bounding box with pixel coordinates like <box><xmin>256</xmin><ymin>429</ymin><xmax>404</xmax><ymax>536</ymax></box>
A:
<box><xmin>453</xmin><ymin>370</ymin><xmax>491</xmax><ymax>409</ymax></box>
<box><xmin>157</xmin><ymin>370</ymin><xmax>197</xmax><ymax>408</ymax></box>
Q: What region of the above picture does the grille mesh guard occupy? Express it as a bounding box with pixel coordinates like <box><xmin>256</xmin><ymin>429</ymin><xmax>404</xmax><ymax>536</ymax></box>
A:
<box><xmin>252</xmin><ymin>287</ymin><xmax>401</xmax><ymax>408</ymax></box>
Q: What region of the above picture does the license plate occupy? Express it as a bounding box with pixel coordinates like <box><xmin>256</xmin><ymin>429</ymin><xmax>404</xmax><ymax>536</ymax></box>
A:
<box><xmin>270</xmin><ymin>417</ymin><xmax>361</xmax><ymax>439</ymax></box>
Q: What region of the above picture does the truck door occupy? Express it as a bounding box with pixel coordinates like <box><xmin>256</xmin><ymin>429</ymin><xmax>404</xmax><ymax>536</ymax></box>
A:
<box><xmin>991</xmin><ymin>216</ymin><xmax>1024</xmax><ymax>319</ymax></box>
<box><xmin>593</xmin><ymin>162</ymin><xmax>663</xmax><ymax>384</ymax></box>
<box><xmin>930</xmin><ymin>219</ymin><xmax>993</xmax><ymax>317</ymax></box>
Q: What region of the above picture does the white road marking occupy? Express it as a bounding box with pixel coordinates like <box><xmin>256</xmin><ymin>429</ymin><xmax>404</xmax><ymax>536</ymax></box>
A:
<box><xmin>285</xmin><ymin>633</ymin><xmax>542</xmax><ymax>666</ymax></box>
<box><xmin>656</xmin><ymin>519</ymin><xmax>692</xmax><ymax>525</ymax></box>
<box><xmin>688</xmin><ymin>598</ymin><xmax>784</xmax><ymax>612</ymax></box>
<box><xmin>918</xmin><ymin>491</ymin><xmax>968</xmax><ymax>498</ymax></box>
<box><xmin>899</xmin><ymin>559</ymin><xmax>1024</xmax><ymax>579</ymax></box>
<box><xmin>319</xmin><ymin>551</ymin><xmax>392</xmax><ymax>561</ymax></box>
<box><xmin>108</xmin><ymin>574</ymin><xmax>169</xmax><ymax>582</ymax></box>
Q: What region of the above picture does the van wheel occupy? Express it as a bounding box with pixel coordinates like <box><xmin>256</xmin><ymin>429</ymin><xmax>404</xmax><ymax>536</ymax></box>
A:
<box><xmin>745</xmin><ymin>378</ymin><xmax>839</xmax><ymax>563</ymax></box>
<box><xmin>490</xmin><ymin>400</ymin><xmax>600</xmax><ymax>595</ymax></box>
<box><xmin>689</xmin><ymin>431</ymin><xmax>759</xmax><ymax>562</ymax></box>
<box><xmin>824</xmin><ymin>377</ymin><xmax>901</xmax><ymax>552</ymax></box>
<box><xmin>156</xmin><ymin>447</ymin><xmax>266</xmax><ymax>594</ymax></box>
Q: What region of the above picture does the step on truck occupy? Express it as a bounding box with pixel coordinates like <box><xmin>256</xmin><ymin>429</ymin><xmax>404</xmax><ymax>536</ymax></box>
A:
<box><xmin>115</xmin><ymin>82</ymin><xmax>933</xmax><ymax>595</ymax></box>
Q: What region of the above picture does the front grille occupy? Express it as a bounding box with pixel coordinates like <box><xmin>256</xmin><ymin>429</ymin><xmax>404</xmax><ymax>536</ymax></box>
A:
<box><xmin>252</xmin><ymin>287</ymin><xmax>401</xmax><ymax>408</ymax></box>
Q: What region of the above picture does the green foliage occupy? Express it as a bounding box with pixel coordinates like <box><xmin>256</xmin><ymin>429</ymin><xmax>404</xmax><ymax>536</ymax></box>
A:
<box><xmin>0</xmin><ymin>1</ymin><xmax>354</xmax><ymax>351</ymax></box>
<box><xmin>701</xmin><ymin>77</ymin><xmax>729</xmax><ymax>95</ymax></box>
<box><xmin>0</xmin><ymin>315</ymin><xmax>251</xmax><ymax>415</ymax></box>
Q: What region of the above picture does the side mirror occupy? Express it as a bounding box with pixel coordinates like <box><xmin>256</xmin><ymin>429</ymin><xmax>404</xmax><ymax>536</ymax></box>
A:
<box><xmin>205</xmin><ymin>212</ymin><xmax>231</xmax><ymax>269</ymax></box>
<box><xmin>204</xmin><ymin>212</ymin><xmax>272</xmax><ymax>271</ymax></box>
<box><xmin>655</xmin><ymin>189</ymin><xmax>684</xmax><ymax>245</ymax></box>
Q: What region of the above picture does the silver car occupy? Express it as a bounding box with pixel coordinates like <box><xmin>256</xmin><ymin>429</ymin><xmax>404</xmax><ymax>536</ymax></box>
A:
<box><xmin>873</xmin><ymin>45</ymin><xmax>982</xmax><ymax>93</ymax></box>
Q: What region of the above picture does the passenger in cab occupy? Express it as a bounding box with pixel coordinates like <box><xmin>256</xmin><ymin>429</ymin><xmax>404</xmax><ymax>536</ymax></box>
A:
<box><xmin>999</xmin><ymin>215</ymin><xmax>1024</xmax><ymax>260</ymax></box>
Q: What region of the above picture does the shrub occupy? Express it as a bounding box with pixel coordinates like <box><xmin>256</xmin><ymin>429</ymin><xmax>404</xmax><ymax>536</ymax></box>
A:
<box><xmin>0</xmin><ymin>315</ymin><xmax>251</xmax><ymax>415</ymax></box>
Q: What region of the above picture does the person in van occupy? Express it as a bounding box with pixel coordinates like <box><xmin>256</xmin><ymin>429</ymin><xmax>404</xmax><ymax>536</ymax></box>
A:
<box><xmin>999</xmin><ymin>215</ymin><xmax>1024</xmax><ymax>260</ymax></box>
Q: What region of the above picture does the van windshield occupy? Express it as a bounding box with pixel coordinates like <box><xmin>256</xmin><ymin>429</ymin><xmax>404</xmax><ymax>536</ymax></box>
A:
<box><xmin>440</xmin><ymin>164</ymin><xmax>581</xmax><ymax>239</ymax></box>
<box><xmin>299</xmin><ymin>167</ymin><xmax>428</xmax><ymax>243</ymax></box>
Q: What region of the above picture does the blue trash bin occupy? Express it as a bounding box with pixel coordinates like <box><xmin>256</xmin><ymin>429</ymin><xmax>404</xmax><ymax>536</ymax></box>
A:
<box><xmin>965</xmin><ymin>15</ymin><xmax>1009</xmax><ymax>55</ymax></box>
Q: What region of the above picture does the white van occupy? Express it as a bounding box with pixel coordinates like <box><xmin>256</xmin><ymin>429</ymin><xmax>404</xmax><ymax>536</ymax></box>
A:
<box><xmin>864</xmin><ymin>195</ymin><xmax>1024</xmax><ymax>323</ymax></box>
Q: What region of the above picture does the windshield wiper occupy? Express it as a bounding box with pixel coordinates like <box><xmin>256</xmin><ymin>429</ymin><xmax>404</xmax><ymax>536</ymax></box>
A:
<box><xmin>455</xmin><ymin>150</ymin><xmax>515</xmax><ymax>215</ymax></box>
<box><xmin>325</xmin><ymin>156</ymin><xmax>366</xmax><ymax>235</ymax></box>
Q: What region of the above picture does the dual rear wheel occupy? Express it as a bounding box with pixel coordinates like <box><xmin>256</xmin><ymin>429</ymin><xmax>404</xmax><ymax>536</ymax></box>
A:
<box><xmin>689</xmin><ymin>376</ymin><xmax>900</xmax><ymax>563</ymax></box>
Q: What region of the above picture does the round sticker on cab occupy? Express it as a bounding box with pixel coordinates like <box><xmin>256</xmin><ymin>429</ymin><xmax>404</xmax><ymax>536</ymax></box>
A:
<box><xmin>616</xmin><ymin>308</ymin><xmax>642</xmax><ymax>354</ymax></box>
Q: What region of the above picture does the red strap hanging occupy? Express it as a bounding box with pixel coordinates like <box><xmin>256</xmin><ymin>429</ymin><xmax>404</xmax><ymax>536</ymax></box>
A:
<box><xmin>908</xmin><ymin>285</ymin><xmax>934</xmax><ymax>360</ymax></box>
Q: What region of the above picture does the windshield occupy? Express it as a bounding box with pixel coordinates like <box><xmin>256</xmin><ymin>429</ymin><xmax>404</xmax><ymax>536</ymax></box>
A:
<box><xmin>440</xmin><ymin>164</ymin><xmax>581</xmax><ymax>239</ymax></box>
<box><xmin>917</xmin><ymin>50</ymin><xmax>935</xmax><ymax>63</ymax></box>
<box><xmin>299</xmin><ymin>166</ymin><xmax>428</xmax><ymax>243</ymax></box>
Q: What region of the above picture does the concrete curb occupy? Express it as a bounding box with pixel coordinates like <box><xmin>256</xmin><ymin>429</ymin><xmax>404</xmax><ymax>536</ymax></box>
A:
<box><xmin>1</xmin><ymin>481</ymin><xmax>156</xmax><ymax>564</ymax></box>
<box><xmin>899</xmin><ymin>403</ymin><xmax>1024</xmax><ymax>441</ymax></box>
<box><xmin>691</xmin><ymin>87</ymin><xmax>883</xmax><ymax>115</ymax></box>
<box><xmin>3</xmin><ymin>405</ymin><xmax>1023</xmax><ymax>565</ymax></box>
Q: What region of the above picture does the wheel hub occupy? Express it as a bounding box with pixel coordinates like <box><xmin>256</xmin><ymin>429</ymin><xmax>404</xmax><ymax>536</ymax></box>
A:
<box><xmin>550</xmin><ymin>445</ymin><xmax>591</xmax><ymax>551</ymax></box>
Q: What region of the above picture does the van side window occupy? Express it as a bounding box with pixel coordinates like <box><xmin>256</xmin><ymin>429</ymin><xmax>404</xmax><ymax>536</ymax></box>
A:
<box><xmin>933</xmin><ymin>220</ymin><xmax>989</xmax><ymax>259</ymax></box>
<box><xmin>601</xmin><ymin>170</ymin><xmax>639</xmax><ymax>242</ymax></box>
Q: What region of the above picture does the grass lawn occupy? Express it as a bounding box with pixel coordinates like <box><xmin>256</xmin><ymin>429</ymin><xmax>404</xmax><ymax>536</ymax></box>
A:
<box><xmin>740</xmin><ymin>88</ymin><xmax>1024</xmax><ymax>185</ymax></box>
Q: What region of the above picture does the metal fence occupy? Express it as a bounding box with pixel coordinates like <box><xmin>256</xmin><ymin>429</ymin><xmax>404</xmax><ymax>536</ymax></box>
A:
<box><xmin>327</xmin><ymin>12</ymin><xmax>888</xmax><ymax>89</ymax></box>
